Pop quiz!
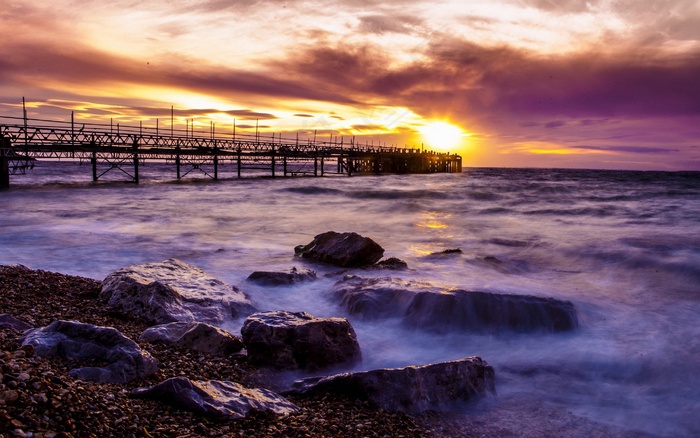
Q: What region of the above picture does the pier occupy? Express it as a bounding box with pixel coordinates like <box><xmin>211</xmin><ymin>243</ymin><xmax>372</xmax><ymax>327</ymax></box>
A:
<box><xmin>1</xmin><ymin>115</ymin><xmax>462</xmax><ymax>188</ymax></box>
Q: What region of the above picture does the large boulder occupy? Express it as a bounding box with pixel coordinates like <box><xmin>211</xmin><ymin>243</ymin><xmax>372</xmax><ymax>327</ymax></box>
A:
<box><xmin>99</xmin><ymin>259</ymin><xmax>256</xmax><ymax>325</ymax></box>
<box><xmin>139</xmin><ymin>322</ymin><xmax>244</xmax><ymax>356</ymax></box>
<box><xmin>246</xmin><ymin>267</ymin><xmax>317</xmax><ymax>286</ymax></box>
<box><xmin>22</xmin><ymin>320</ymin><xmax>158</xmax><ymax>383</ymax></box>
<box><xmin>132</xmin><ymin>377</ymin><xmax>298</xmax><ymax>419</ymax></box>
<box><xmin>295</xmin><ymin>232</ymin><xmax>384</xmax><ymax>267</ymax></box>
<box><xmin>0</xmin><ymin>314</ymin><xmax>33</xmax><ymax>332</ymax></box>
<box><xmin>332</xmin><ymin>276</ymin><xmax>578</xmax><ymax>333</ymax></box>
<box><xmin>286</xmin><ymin>357</ymin><xmax>495</xmax><ymax>413</ymax></box>
<box><xmin>241</xmin><ymin>311</ymin><xmax>362</xmax><ymax>371</ymax></box>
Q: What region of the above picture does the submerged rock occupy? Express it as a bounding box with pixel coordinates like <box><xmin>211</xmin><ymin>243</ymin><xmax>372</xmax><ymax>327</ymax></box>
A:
<box><xmin>287</xmin><ymin>356</ymin><xmax>495</xmax><ymax>413</ymax></box>
<box><xmin>99</xmin><ymin>258</ymin><xmax>256</xmax><ymax>325</ymax></box>
<box><xmin>246</xmin><ymin>267</ymin><xmax>317</xmax><ymax>286</ymax></box>
<box><xmin>241</xmin><ymin>311</ymin><xmax>362</xmax><ymax>371</ymax></box>
<box><xmin>139</xmin><ymin>321</ymin><xmax>244</xmax><ymax>356</ymax></box>
<box><xmin>426</xmin><ymin>248</ymin><xmax>463</xmax><ymax>256</ymax></box>
<box><xmin>132</xmin><ymin>377</ymin><xmax>298</xmax><ymax>419</ymax></box>
<box><xmin>295</xmin><ymin>231</ymin><xmax>384</xmax><ymax>267</ymax></box>
<box><xmin>22</xmin><ymin>320</ymin><xmax>158</xmax><ymax>383</ymax></box>
<box><xmin>332</xmin><ymin>276</ymin><xmax>578</xmax><ymax>333</ymax></box>
<box><xmin>372</xmin><ymin>257</ymin><xmax>409</xmax><ymax>270</ymax></box>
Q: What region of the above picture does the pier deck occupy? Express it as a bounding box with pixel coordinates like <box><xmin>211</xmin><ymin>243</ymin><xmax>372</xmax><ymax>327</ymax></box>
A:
<box><xmin>1</xmin><ymin>116</ymin><xmax>462</xmax><ymax>188</ymax></box>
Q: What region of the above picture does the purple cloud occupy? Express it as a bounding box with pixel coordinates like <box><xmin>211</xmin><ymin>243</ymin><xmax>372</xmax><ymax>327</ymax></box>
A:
<box><xmin>572</xmin><ymin>145</ymin><xmax>681</xmax><ymax>154</ymax></box>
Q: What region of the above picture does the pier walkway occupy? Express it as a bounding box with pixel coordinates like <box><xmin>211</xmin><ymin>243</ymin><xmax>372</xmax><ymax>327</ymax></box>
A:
<box><xmin>1</xmin><ymin>116</ymin><xmax>461</xmax><ymax>188</ymax></box>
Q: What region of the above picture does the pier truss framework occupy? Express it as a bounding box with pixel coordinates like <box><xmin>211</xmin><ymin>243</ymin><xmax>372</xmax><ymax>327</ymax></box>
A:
<box><xmin>1</xmin><ymin>117</ymin><xmax>462</xmax><ymax>188</ymax></box>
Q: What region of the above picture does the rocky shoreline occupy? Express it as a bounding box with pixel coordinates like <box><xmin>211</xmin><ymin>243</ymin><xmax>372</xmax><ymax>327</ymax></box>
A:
<box><xmin>0</xmin><ymin>265</ymin><xmax>494</xmax><ymax>438</ymax></box>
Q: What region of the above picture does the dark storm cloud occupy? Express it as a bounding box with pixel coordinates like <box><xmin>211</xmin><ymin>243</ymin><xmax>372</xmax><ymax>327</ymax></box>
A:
<box><xmin>272</xmin><ymin>37</ymin><xmax>700</xmax><ymax>124</ymax></box>
<box><xmin>0</xmin><ymin>38</ymin><xmax>357</xmax><ymax>108</ymax></box>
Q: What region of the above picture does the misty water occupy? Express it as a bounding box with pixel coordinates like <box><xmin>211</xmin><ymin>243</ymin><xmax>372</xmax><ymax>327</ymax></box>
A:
<box><xmin>1</xmin><ymin>162</ymin><xmax>699</xmax><ymax>437</ymax></box>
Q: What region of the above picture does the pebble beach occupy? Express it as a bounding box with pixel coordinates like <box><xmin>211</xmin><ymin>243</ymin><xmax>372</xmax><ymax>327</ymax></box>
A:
<box><xmin>0</xmin><ymin>264</ymin><xmax>491</xmax><ymax>438</ymax></box>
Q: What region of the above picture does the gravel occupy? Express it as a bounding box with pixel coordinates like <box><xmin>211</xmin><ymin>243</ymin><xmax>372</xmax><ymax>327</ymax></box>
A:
<box><xmin>0</xmin><ymin>265</ymin><xmax>441</xmax><ymax>438</ymax></box>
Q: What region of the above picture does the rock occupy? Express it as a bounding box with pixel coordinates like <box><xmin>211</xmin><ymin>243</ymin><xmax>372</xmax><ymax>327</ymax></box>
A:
<box><xmin>332</xmin><ymin>276</ymin><xmax>578</xmax><ymax>333</ymax></box>
<box><xmin>241</xmin><ymin>311</ymin><xmax>362</xmax><ymax>371</ymax></box>
<box><xmin>371</xmin><ymin>257</ymin><xmax>408</xmax><ymax>270</ymax></box>
<box><xmin>132</xmin><ymin>377</ymin><xmax>298</xmax><ymax>419</ymax></box>
<box><xmin>404</xmin><ymin>289</ymin><xmax>578</xmax><ymax>333</ymax></box>
<box><xmin>295</xmin><ymin>232</ymin><xmax>384</xmax><ymax>267</ymax></box>
<box><xmin>332</xmin><ymin>276</ymin><xmax>416</xmax><ymax>319</ymax></box>
<box><xmin>0</xmin><ymin>314</ymin><xmax>33</xmax><ymax>332</ymax></box>
<box><xmin>99</xmin><ymin>258</ymin><xmax>256</xmax><ymax>325</ymax></box>
<box><xmin>287</xmin><ymin>356</ymin><xmax>495</xmax><ymax>413</ymax></box>
<box><xmin>427</xmin><ymin>248</ymin><xmax>463</xmax><ymax>256</ymax></box>
<box><xmin>139</xmin><ymin>322</ymin><xmax>244</xmax><ymax>356</ymax></box>
<box><xmin>21</xmin><ymin>320</ymin><xmax>158</xmax><ymax>383</ymax></box>
<box><xmin>246</xmin><ymin>267</ymin><xmax>317</xmax><ymax>286</ymax></box>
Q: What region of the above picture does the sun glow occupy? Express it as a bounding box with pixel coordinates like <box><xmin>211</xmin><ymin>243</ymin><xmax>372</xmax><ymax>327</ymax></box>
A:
<box><xmin>419</xmin><ymin>121</ymin><xmax>463</xmax><ymax>151</ymax></box>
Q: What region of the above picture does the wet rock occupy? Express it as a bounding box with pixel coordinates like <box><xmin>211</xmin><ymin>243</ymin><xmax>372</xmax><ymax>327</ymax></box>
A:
<box><xmin>21</xmin><ymin>320</ymin><xmax>158</xmax><ymax>383</ymax></box>
<box><xmin>295</xmin><ymin>232</ymin><xmax>384</xmax><ymax>267</ymax></box>
<box><xmin>132</xmin><ymin>377</ymin><xmax>299</xmax><ymax>419</ymax></box>
<box><xmin>246</xmin><ymin>267</ymin><xmax>317</xmax><ymax>286</ymax></box>
<box><xmin>287</xmin><ymin>356</ymin><xmax>495</xmax><ymax>413</ymax></box>
<box><xmin>371</xmin><ymin>257</ymin><xmax>409</xmax><ymax>270</ymax></box>
<box><xmin>427</xmin><ymin>248</ymin><xmax>463</xmax><ymax>256</ymax></box>
<box><xmin>405</xmin><ymin>289</ymin><xmax>578</xmax><ymax>333</ymax></box>
<box><xmin>241</xmin><ymin>311</ymin><xmax>361</xmax><ymax>371</ymax></box>
<box><xmin>332</xmin><ymin>276</ymin><xmax>416</xmax><ymax>319</ymax></box>
<box><xmin>0</xmin><ymin>314</ymin><xmax>33</xmax><ymax>332</ymax></box>
<box><xmin>332</xmin><ymin>276</ymin><xmax>578</xmax><ymax>333</ymax></box>
<box><xmin>139</xmin><ymin>322</ymin><xmax>244</xmax><ymax>356</ymax></box>
<box><xmin>99</xmin><ymin>258</ymin><xmax>256</xmax><ymax>325</ymax></box>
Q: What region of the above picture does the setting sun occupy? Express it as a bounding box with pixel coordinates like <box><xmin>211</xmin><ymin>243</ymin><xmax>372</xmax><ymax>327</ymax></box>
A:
<box><xmin>419</xmin><ymin>122</ymin><xmax>463</xmax><ymax>150</ymax></box>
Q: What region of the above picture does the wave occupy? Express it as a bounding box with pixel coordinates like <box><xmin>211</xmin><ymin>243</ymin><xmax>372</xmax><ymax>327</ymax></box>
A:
<box><xmin>345</xmin><ymin>189</ymin><xmax>451</xmax><ymax>200</ymax></box>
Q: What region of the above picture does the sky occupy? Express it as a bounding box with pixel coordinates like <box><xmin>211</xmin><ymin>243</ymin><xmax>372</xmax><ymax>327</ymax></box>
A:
<box><xmin>1</xmin><ymin>0</ymin><xmax>699</xmax><ymax>171</ymax></box>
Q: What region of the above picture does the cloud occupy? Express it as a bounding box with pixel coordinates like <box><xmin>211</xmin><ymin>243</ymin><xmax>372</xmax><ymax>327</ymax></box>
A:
<box><xmin>571</xmin><ymin>145</ymin><xmax>681</xmax><ymax>154</ymax></box>
<box><xmin>357</xmin><ymin>14</ymin><xmax>422</xmax><ymax>34</ymax></box>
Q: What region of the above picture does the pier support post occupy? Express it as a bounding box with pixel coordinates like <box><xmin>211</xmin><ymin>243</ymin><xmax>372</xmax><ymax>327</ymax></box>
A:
<box><xmin>91</xmin><ymin>141</ymin><xmax>97</xmax><ymax>182</ymax></box>
<box><xmin>314</xmin><ymin>150</ymin><xmax>318</xmax><ymax>177</ymax></box>
<box><xmin>1</xmin><ymin>136</ymin><xmax>10</xmax><ymax>189</ymax></box>
<box><xmin>237</xmin><ymin>146</ymin><xmax>242</xmax><ymax>178</ymax></box>
<box><xmin>132</xmin><ymin>139</ymin><xmax>140</xmax><ymax>184</ymax></box>
<box><xmin>271</xmin><ymin>146</ymin><xmax>276</xmax><ymax>177</ymax></box>
<box><xmin>176</xmin><ymin>141</ymin><xmax>181</xmax><ymax>179</ymax></box>
<box><xmin>213</xmin><ymin>146</ymin><xmax>219</xmax><ymax>180</ymax></box>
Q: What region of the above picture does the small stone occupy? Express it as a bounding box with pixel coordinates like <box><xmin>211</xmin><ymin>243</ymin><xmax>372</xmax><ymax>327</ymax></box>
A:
<box><xmin>0</xmin><ymin>390</ymin><xmax>19</xmax><ymax>404</ymax></box>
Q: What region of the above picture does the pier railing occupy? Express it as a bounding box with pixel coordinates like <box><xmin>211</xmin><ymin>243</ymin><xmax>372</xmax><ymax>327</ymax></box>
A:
<box><xmin>1</xmin><ymin>115</ymin><xmax>462</xmax><ymax>188</ymax></box>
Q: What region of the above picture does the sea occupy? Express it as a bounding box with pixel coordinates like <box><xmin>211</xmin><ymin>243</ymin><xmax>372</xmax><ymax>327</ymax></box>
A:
<box><xmin>1</xmin><ymin>161</ymin><xmax>699</xmax><ymax>437</ymax></box>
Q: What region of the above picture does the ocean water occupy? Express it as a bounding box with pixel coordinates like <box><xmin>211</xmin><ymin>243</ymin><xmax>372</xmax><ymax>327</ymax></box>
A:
<box><xmin>1</xmin><ymin>162</ymin><xmax>699</xmax><ymax>437</ymax></box>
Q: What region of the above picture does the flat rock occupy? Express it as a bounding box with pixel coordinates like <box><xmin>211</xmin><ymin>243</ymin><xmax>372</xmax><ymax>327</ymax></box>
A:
<box><xmin>139</xmin><ymin>322</ymin><xmax>244</xmax><ymax>356</ymax></box>
<box><xmin>241</xmin><ymin>311</ymin><xmax>362</xmax><ymax>371</ymax></box>
<box><xmin>99</xmin><ymin>258</ymin><xmax>256</xmax><ymax>325</ymax></box>
<box><xmin>132</xmin><ymin>377</ymin><xmax>298</xmax><ymax>419</ymax></box>
<box><xmin>22</xmin><ymin>320</ymin><xmax>158</xmax><ymax>383</ymax></box>
<box><xmin>246</xmin><ymin>267</ymin><xmax>317</xmax><ymax>286</ymax></box>
<box><xmin>295</xmin><ymin>231</ymin><xmax>384</xmax><ymax>267</ymax></box>
<box><xmin>287</xmin><ymin>356</ymin><xmax>495</xmax><ymax>413</ymax></box>
<box><xmin>332</xmin><ymin>276</ymin><xmax>578</xmax><ymax>333</ymax></box>
<box><xmin>0</xmin><ymin>314</ymin><xmax>33</xmax><ymax>332</ymax></box>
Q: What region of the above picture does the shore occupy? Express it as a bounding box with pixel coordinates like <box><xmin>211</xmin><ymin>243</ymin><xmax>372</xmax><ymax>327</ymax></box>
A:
<box><xmin>1</xmin><ymin>264</ymin><xmax>486</xmax><ymax>438</ymax></box>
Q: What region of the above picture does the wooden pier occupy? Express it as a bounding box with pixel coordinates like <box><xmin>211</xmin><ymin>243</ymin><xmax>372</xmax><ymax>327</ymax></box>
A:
<box><xmin>1</xmin><ymin>116</ymin><xmax>462</xmax><ymax>188</ymax></box>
